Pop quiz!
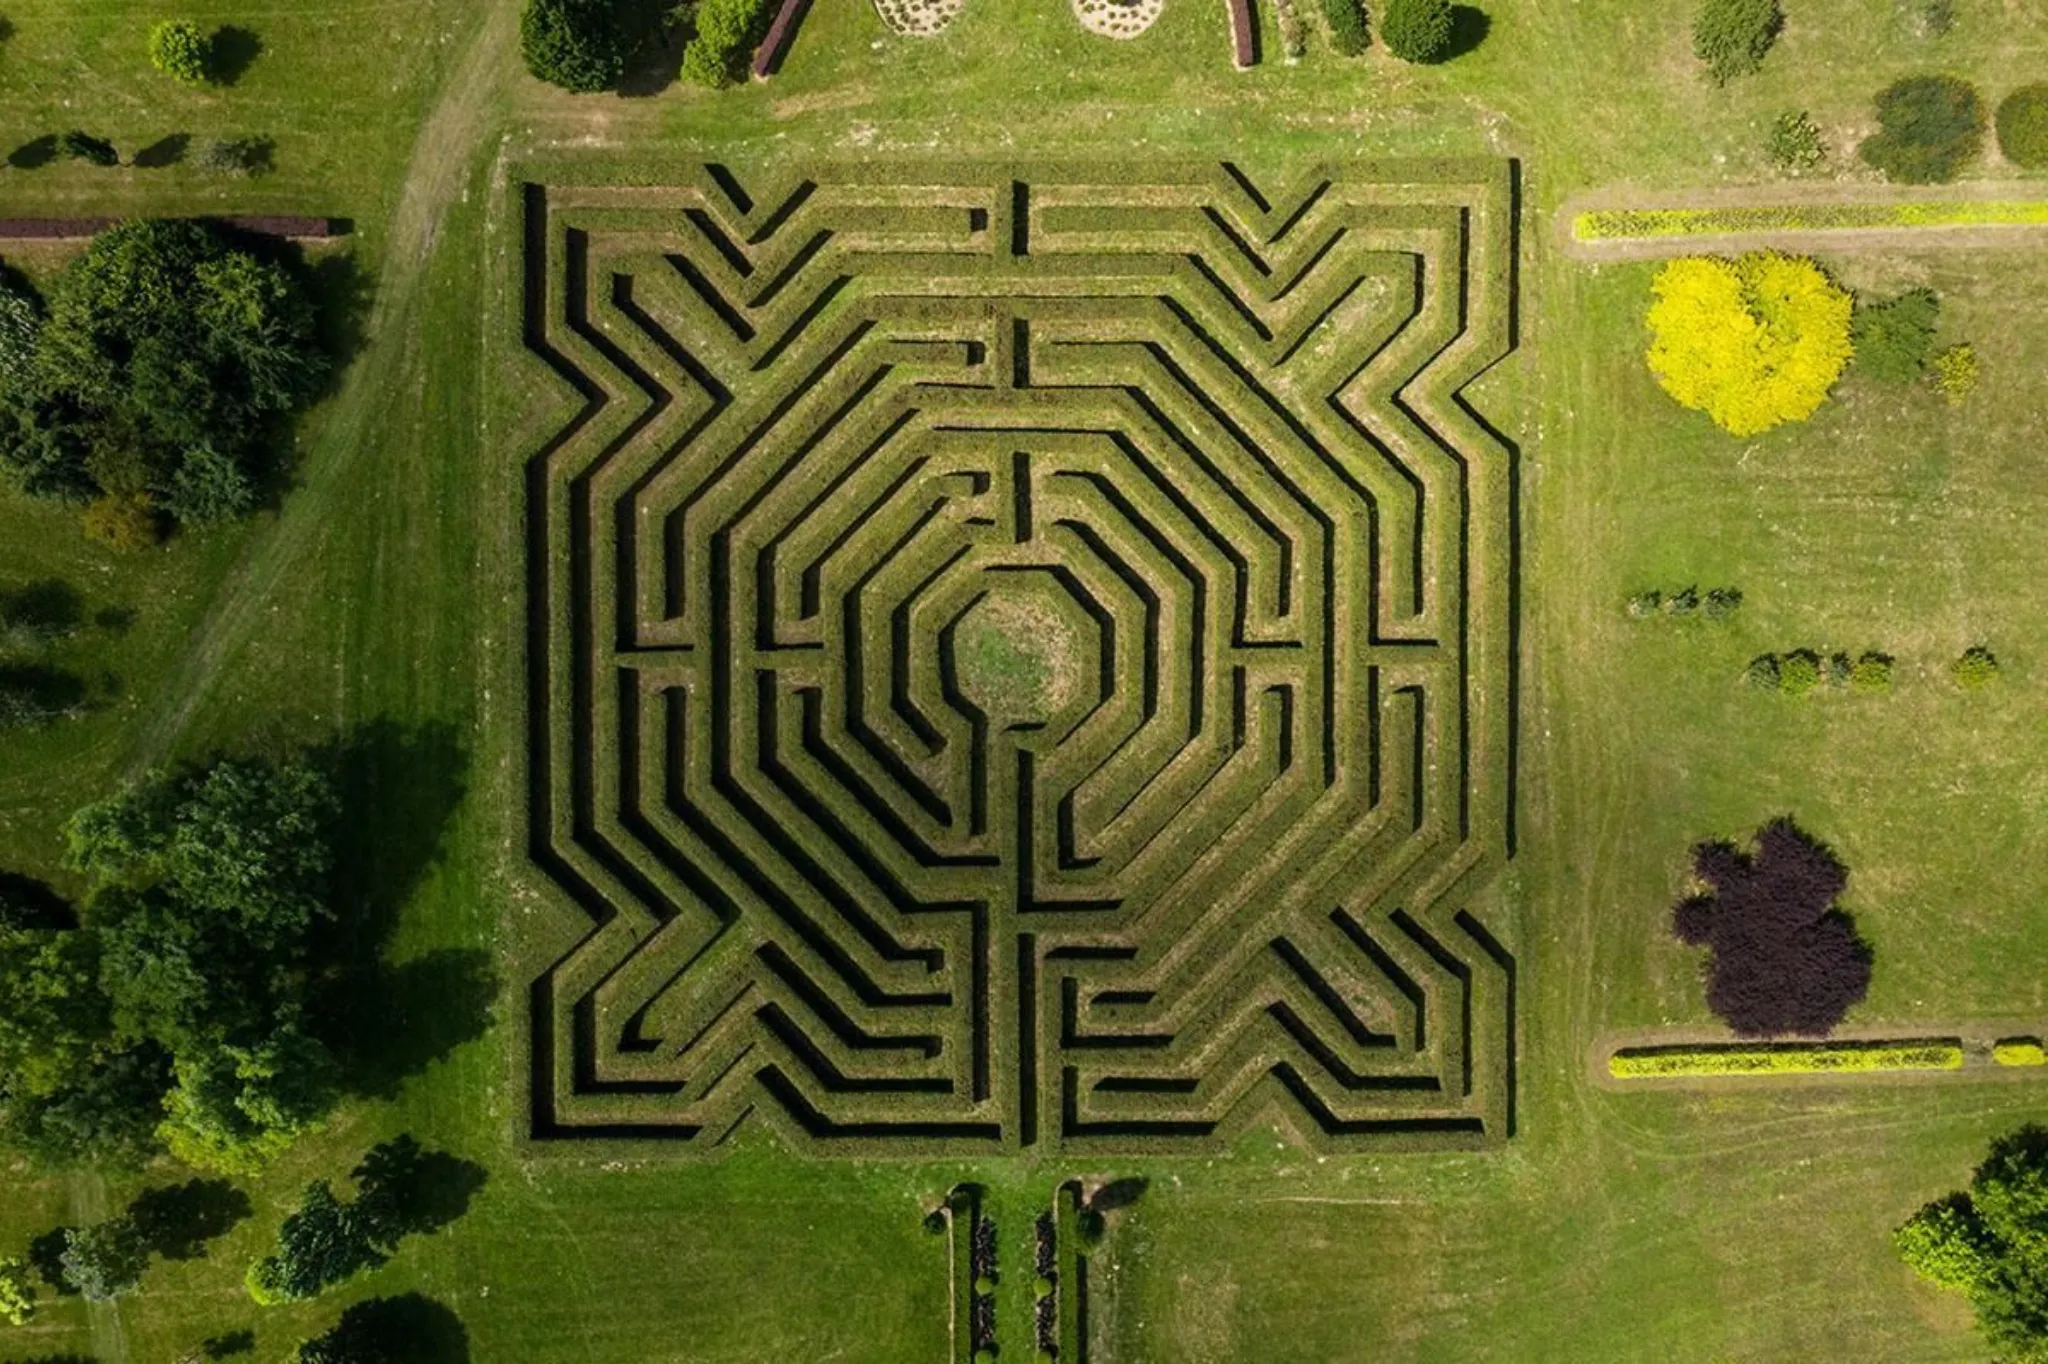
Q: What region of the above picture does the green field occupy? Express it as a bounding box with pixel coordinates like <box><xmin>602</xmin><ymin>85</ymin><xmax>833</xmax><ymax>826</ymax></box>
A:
<box><xmin>3</xmin><ymin>0</ymin><xmax>2047</xmax><ymax>1360</ymax></box>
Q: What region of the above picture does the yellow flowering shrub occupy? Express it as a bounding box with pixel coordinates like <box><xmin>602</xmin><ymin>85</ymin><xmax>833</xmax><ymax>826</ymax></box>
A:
<box><xmin>1645</xmin><ymin>252</ymin><xmax>1854</xmax><ymax>437</ymax></box>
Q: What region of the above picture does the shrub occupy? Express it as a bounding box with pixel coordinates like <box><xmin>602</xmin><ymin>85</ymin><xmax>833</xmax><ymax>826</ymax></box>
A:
<box><xmin>1929</xmin><ymin>342</ymin><xmax>1978</xmax><ymax>404</ymax></box>
<box><xmin>148</xmin><ymin>20</ymin><xmax>212</xmax><ymax>84</ymax></box>
<box><xmin>1627</xmin><ymin>589</ymin><xmax>1662</xmax><ymax>617</ymax></box>
<box><xmin>1895</xmin><ymin>1125</ymin><xmax>2048</xmax><ymax>1358</ymax></box>
<box><xmin>1850</xmin><ymin>288</ymin><xmax>1940</xmax><ymax>383</ymax></box>
<box><xmin>1703</xmin><ymin>587</ymin><xmax>1744</xmax><ymax>619</ymax></box>
<box><xmin>1645</xmin><ymin>253</ymin><xmax>1853</xmax><ymax>437</ymax></box>
<box><xmin>680</xmin><ymin>0</ymin><xmax>771</xmax><ymax>88</ymax></box>
<box><xmin>1666</xmin><ymin>585</ymin><xmax>1699</xmax><ymax>616</ymax></box>
<box><xmin>1036</xmin><ymin>1274</ymin><xmax>1055</xmax><ymax>1297</ymax></box>
<box><xmin>82</xmin><ymin>492</ymin><xmax>162</xmax><ymax>550</ymax></box>
<box><xmin>1671</xmin><ymin>818</ymin><xmax>1872</xmax><ymax>1036</ymax></box>
<box><xmin>1994</xmin><ymin>1038</ymin><xmax>2047</xmax><ymax>1067</ymax></box>
<box><xmin>521</xmin><ymin>0</ymin><xmax>628</xmax><ymax>94</ymax></box>
<box><xmin>1610</xmin><ymin>1040</ymin><xmax>1962</xmax><ymax>1078</ymax></box>
<box><xmin>1997</xmin><ymin>85</ymin><xmax>2048</xmax><ymax>168</ymax></box>
<box><xmin>1860</xmin><ymin>75</ymin><xmax>1985</xmax><ymax>184</ymax></box>
<box><xmin>974</xmin><ymin>1274</ymin><xmax>996</xmax><ymax>1295</ymax></box>
<box><xmin>1767</xmin><ymin>111</ymin><xmax>1826</xmax><ymax>171</ymax></box>
<box><xmin>0</xmin><ymin>1256</ymin><xmax>35</xmax><ymax>1325</ymax></box>
<box><xmin>195</xmin><ymin>136</ymin><xmax>273</xmax><ymax>178</ymax></box>
<box><xmin>1322</xmin><ymin>0</ymin><xmax>1368</xmax><ymax>55</ymax></box>
<box><xmin>1777</xmin><ymin>649</ymin><xmax>1821</xmax><ymax>697</ymax></box>
<box><xmin>1693</xmin><ymin>0</ymin><xmax>1781</xmax><ymax>84</ymax></box>
<box><xmin>1378</xmin><ymin>0</ymin><xmax>1451</xmax><ymax>62</ymax></box>
<box><xmin>1849</xmin><ymin>651</ymin><xmax>1894</xmax><ymax>692</ymax></box>
<box><xmin>1745</xmin><ymin>654</ymin><xmax>1781</xmax><ymax>690</ymax></box>
<box><xmin>1952</xmin><ymin>645</ymin><xmax>2000</xmax><ymax>689</ymax></box>
<box><xmin>1902</xmin><ymin>0</ymin><xmax>1955</xmax><ymax>38</ymax></box>
<box><xmin>1824</xmin><ymin>651</ymin><xmax>1852</xmax><ymax>688</ymax></box>
<box><xmin>247</xmin><ymin>1182</ymin><xmax>382</xmax><ymax>1305</ymax></box>
<box><xmin>56</xmin><ymin>131</ymin><xmax>118</xmax><ymax>167</ymax></box>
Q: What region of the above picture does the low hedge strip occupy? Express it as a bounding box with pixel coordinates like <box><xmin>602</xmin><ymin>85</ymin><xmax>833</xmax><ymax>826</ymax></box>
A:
<box><xmin>1609</xmin><ymin>1040</ymin><xmax>1965</xmax><ymax>1078</ymax></box>
<box><xmin>1574</xmin><ymin>200</ymin><xmax>2048</xmax><ymax>241</ymax></box>
<box><xmin>1993</xmin><ymin>1039</ymin><xmax>2048</xmax><ymax>1067</ymax></box>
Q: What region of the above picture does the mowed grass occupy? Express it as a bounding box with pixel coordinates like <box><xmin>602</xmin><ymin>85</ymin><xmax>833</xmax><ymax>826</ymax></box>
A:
<box><xmin>1</xmin><ymin>0</ymin><xmax>2047</xmax><ymax>1361</ymax></box>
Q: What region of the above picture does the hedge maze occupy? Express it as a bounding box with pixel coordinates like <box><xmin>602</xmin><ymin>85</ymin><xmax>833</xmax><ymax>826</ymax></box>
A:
<box><xmin>522</xmin><ymin>160</ymin><xmax>1522</xmax><ymax>1156</ymax></box>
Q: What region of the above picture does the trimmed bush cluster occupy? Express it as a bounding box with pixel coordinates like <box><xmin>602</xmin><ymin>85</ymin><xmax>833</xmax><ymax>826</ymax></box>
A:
<box><xmin>1930</xmin><ymin>342</ymin><xmax>1979</xmax><ymax>404</ymax></box>
<box><xmin>1576</xmin><ymin>198</ymin><xmax>2048</xmax><ymax>241</ymax></box>
<box><xmin>1861</xmin><ymin>75</ymin><xmax>1985</xmax><ymax>184</ymax></box>
<box><xmin>1645</xmin><ymin>252</ymin><xmax>1852</xmax><ymax>437</ymax></box>
<box><xmin>521</xmin><ymin>0</ymin><xmax>628</xmax><ymax>93</ymax></box>
<box><xmin>1997</xmin><ymin>85</ymin><xmax>2048</xmax><ymax>168</ymax></box>
<box><xmin>1626</xmin><ymin>585</ymin><xmax>1742</xmax><ymax>620</ymax></box>
<box><xmin>1672</xmin><ymin>818</ymin><xmax>1873</xmax><ymax>1037</ymax></box>
<box><xmin>681</xmin><ymin>0</ymin><xmax>773</xmax><ymax>87</ymax></box>
<box><xmin>1322</xmin><ymin>0</ymin><xmax>1368</xmax><ymax>55</ymax></box>
<box><xmin>1610</xmin><ymin>1040</ymin><xmax>1963</xmax><ymax>1078</ymax></box>
<box><xmin>1379</xmin><ymin>0</ymin><xmax>1451</xmax><ymax>63</ymax></box>
<box><xmin>1767</xmin><ymin>111</ymin><xmax>1826</xmax><ymax>172</ymax></box>
<box><xmin>1746</xmin><ymin>649</ymin><xmax>1894</xmax><ymax>696</ymax></box>
<box><xmin>1850</xmin><ymin>288</ymin><xmax>1940</xmax><ymax>384</ymax></box>
<box><xmin>1993</xmin><ymin>1038</ymin><xmax>2047</xmax><ymax>1068</ymax></box>
<box><xmin>147</xmin><ymin>19</ymin><xmax>213</xmax><ymax>84</ymax></box>
<box><xmin>1692</xmin><ymin>0</ymin><xmax>1781</xmax><ymax>84</ymax></box>
<box><xmin>1896</xmin><ymin>1126</ymin><xmax>2048</xmax><ymax>1361</ymax></box>
<box><xmin>1952</xmin><ymin>645</ymin><xmax>2001</xmax><ymax>690</ymax></box>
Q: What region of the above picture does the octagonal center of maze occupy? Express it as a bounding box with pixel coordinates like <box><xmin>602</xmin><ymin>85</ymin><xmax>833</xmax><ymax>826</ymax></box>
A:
<box><xmin>524</xmin><ymin>161</ymin><xmax>1523</xmax><ymax>1156</ymax></box>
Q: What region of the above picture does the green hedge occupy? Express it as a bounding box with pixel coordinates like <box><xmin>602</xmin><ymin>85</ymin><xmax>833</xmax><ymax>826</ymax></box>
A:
<box><xmin>1993</xmin><ymin>1039</ymin><xmax>2047</xmax><ymax>1068</ymax></box>
<box><xmin>1609</xmin><ymin>1040</ymin><xmax>1965</xmax><ymax>1078</ymax></box>
<box><xmin>1574</xmin><ymin>199</ymin><xmax>2048</xmax><ymax>241</ymax></box>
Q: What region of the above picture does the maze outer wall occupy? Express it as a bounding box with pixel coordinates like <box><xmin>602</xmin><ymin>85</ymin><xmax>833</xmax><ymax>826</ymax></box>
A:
<box><xmin>522</xmin><ymin>161</ymin><xmax>1521</xmax><ymax>1156</ymax></box>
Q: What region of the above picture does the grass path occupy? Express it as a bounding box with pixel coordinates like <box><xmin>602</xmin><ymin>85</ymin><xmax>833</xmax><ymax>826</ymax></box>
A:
<box><xmin>127</xmin><ymin>0</ymin><xmax>518</xmax><ymax>771</ymax></box>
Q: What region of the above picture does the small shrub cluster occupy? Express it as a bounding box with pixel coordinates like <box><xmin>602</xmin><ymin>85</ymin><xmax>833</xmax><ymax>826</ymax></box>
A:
<box><xmin>1952</xmin><ymin>645</ymin><xmax>2000</xmax><ymax>690</ymax></box>
<box><xmin>1693</xmin><ymin>0</ymin><xmax>1781</xmax><ymax>84</ymax></box>
<box><xmin>1747</xmin><ymin>649</ymin><xmax>1894</xmax><ymax>696</ymax></box>
<box><xmin>1626</xmin><ymin>585</ymin><xmax>1743</xmax><ymax>620</ymax></box>
<box><xmin>1672</xmin><ymin>818</ymin><xmax>1873</xmax><ymax>1037</ymax></box>
<box><xmin>681</xmin><ymin>0</ymin><xmax>772</xmax><ymax>88</ymax></box>
<box><xmin>1861</xmin><ymin>75</ymin><xmax>1985</xmax><ymax>184</ymax></box>
<box><xmin>1610</xmin><ymin>1039</ymin><xmax>1962</xmax><ymax>1078</ymax></box>
<box><xmin>1850</xmin><ymin>288</ymin><xmax>1940</xmax><ymax>384</ymax></box>
<box><xmin>1997</xmin><ymin>85</ymin><xmax>2048</xmax><ymax>168</ymax></box>
<box><xmin>1767</xmin><ymin>111</ymin><xmax>1826</xmax><ymax>172</ymax></box>
<box><xmin>147</xmin><ymin>20</ymin><xmax>213</xmax><ymax>84</ymax></box>
<box><xmin>1899</xmin><ymin>0</ymin><xmax>1955</xmax><ymax>39</ymax></box>
<box><xmin>969</xmin><ymin>1210</ymin><xmax>997</xmax><ymax>1356</ymax></box>
<box><xmin>1895</xmin><ymin>1125</ymin><xmax>2048</xmax><ymax>1361</ymax></box>
<box><xmin>1646</xmin><ymin>252</ymin><xmax>1852</xmax><ymax>437</ymax></box>
<box><xmin>1322</xmin><ymin>0</ymin><xmax>1367</xmax><ymax>55</ymax></box>
<box><xmin>1379</xmin><ymin>0</ymin><xmax>1451</xmax><ymax>63</ymax></box>
<box><xmin>1993</xmin><ymin>1038</ymin><xmax>2047</xmax><ymax>1068</ymax></box>
<box><xmin>1929</xmin><ymin>343</ymin><xmax>1978</xmax><ymax>405</ymax></box>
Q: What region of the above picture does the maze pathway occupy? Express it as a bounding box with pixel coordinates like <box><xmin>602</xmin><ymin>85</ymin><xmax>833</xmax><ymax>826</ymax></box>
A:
<box><xmin>521</xmin><ymin>161</ymin><xmax>1521</xmax><ymax>1155</ymax></box>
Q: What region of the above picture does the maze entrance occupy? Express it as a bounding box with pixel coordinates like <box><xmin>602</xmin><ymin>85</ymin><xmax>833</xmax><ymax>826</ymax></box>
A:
<box><xmin>523</xmin><ymin>162</ymin><xmax>1520</xmax><ymax>1155</ymax></box>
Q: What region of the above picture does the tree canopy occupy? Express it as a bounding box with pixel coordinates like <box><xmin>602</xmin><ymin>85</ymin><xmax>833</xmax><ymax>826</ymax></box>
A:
<box><xmin>1379</xmin><ymin>0</ymin><xmax>1453</xmax><ymax>63</ymax></box>
<box><xmin>1692</xmin><ymin>0</ymin><xmax>1781</xmax><ymax>84</ymax></box>
<box><xmin>1897</xmin><ymin>1126</ymin><xmax>2048</xmax><ymax>1362</ymax></box>
<box><xmin>0</xmin><ymin>220</ymin><xmax>327</xmax><ymax>531</ymax></box>
<box><xmin>520</xmin><ymin>0</ymin><xmax>629</xmax><ymax>94</ymax></box>
<box><xmin>1860</xmin><ymin>75</ymin><xmax>1985</xmax><ymax>184</ymax></box>
<box><xmin>1645</xmin><ymin>252</ymin><xmax>1853</xmax><ymax>437</ymax></box>
<box><xmin>1849</xmin><ymin>288</ymin><xmax>1940</xmax><ymax>385</ymax></box>
<box><xmin>1997</xmin><ymin>85</ymin><xmax>2048</xmax><ymax>169</ymax></box>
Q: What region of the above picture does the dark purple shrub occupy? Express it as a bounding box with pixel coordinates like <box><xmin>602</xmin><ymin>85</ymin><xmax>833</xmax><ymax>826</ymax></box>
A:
<box><xmin>1671</xmin><ymin>818</ymin><xmax>1872</xmax><ymax>1036</ymax></box>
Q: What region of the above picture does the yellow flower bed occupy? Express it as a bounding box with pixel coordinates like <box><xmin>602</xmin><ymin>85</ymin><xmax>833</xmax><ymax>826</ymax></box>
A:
<box><xmin>1993</xmin><ymin>1038</ymin><xmax>2048</xmax><ymax>1067</ymax></box>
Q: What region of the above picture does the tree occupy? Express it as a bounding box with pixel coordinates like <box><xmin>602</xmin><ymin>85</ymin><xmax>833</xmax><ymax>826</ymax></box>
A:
<box><xmin>1998</xmin><ymin>85</ymin><xmax>2048</xmax><ymax>169</ymax></box>
<box><xmin>1378</xmin><ymin>0</ymin><xmax>1451</xmax><ymax>62</ymax></box>
<box><xmin>1692</xmin><ymin>0</ymin><xmax>1781</xmax><ymax>83</ymax></box>
<box><xmin>247</xmin><ymin>1182</ymin><xmax>383</xmax><ymax>1305</ymax></box>
<box><xmin>55</xmin><ymin>131</ymin><xmax>118</xmax><ymax>167</ymax></box>
<box><xmin>0</xmin><ymin>1257</ymin><xmax>36</xmax><ymax>1325</ymax></box>
<box><xmin>1671</xmin><ymin>818</ymin><xmax>1872</xmax><ymax>1036</ymax></box>
<box><xmin>147</xmin><ymin>20</ymin><xmax>212</xmax><ymax>84</ymax></box>
<box><xmin>1645</xmin><ymin>252</ymin><xmax>1854</xmax><ymax>437</ymax></box>
<box><xmin>520</xmin><ymin>0</ymin><xmax>628</xmax><ymax>94</ymax></box>
<box><xmin>59</xmin><ymin>1217</ymin><xmax>149</xmax><ymax>1302</ymax></box>
<box><xmin>1850</xmin><ymin>288</ymin><xmax>1940</xmax><ymax>384</ymax></box>
<box><xmin>1896</xmin><ymin>1126</ymin><xmax>2048</xmax><ymax>1361</ymax></box>
<box><xmin>680</xmin><ymin>0</ymin><xmax>771</xmax><ymax>88</ymax></box>
<box><xmin>1322</xmin><ymin>0</ymin><xmax>1368</xmax><ymax>55</ymax></box>
<box><xmin>1860</xmin><ymin>75</ymin><xmax>1985</xmax><ymax>184</ymax></box>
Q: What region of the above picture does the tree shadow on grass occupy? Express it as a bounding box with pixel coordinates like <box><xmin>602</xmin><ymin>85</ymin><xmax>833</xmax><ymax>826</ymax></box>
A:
<box><xmin>1443</xmin><ymin>5</ymin><xmax>1490</xmax><ymax>59</ymax></box>
<box><xmin>7</xmin><ymin>134</ymin><xmax>55</xmax><ymax>170</ymax></box>
<box><xmin>27</xmin><ymin>1227</ymin><xmax>76</xmax><ymax>1294</ymax></box>
<box><xmin>617</xmin><ymin>0</ymin><xmax>688</xmax><ymax>98</ymax></box>
<box><xmin>0</xmin><ymin>871</ymin><xmax>75</xmax><ymax>929</ymax></box>
<box><xmin>311</xmin><ymin>719</ymin><xmax>496</xmax><ymax>1098</ymax></box>
<box><xmin>208</xmin><ymin>26</ymin><xmax>262</xmax><ymax>85</ymax></box>
<box><xmin>0</xmin><ymin>579</ymin><xmax>83</xmax><ymax>638</ymax></box>
<box><xmin>201</xmin><ymin>1330</ymin><xmax>257</xmax><ymax>1358</ymax></box>
<box><xmin>306</xmin><ymin>249</ymin><xmax>377</xmax><ymax>389</ymax></box>
<box><xmin>129</xmin><ymin>1179</ymin><xmax>253</xmax><ymax>1260</ymax></box>
<box><xmin>132</xmin><ymin>133</ymin><xmax>190</xmax><ymax>169</ymax></box>
<box><xmin>310</xmin><ymin>1294</ymin><xmax>469</xmax><ymax>1364</ymax></box>
<box><xmin>1087</xmin><ymin>1176</ymin><xmax>1149</xmax><ymax>1213</ymax></box>
<box><xmin>356</xmin><ymin>1134</ymin><xmax>488</xmax><ymax>1238</ymax></box>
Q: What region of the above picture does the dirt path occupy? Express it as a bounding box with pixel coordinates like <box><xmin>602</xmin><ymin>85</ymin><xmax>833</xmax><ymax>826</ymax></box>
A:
<box><xmin>127</xmin><ymin>0</ymin><xmax>521</xmax><ymax>770</ymax></box>
<box><xmin>1557</xmin><ymin>181</ymin><xmax>2048</xmax><ymax>261</ymax></box>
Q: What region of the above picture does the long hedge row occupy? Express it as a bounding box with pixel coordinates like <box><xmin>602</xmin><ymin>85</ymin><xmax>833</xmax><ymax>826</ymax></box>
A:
<box><xmin>1574</xmin><ymin>199</ymin><xmax>2048</xmax><ymax>242</ymax></box>
<box><xmin>516</xmin><ymin>159</ymin><xmax>1523</xmax><ymax>1157</ymax></box>
<box><xmin>1609</xmin><ymin>1040</ymin><xmax>1966</xmax><ymax>1079</ymax></box>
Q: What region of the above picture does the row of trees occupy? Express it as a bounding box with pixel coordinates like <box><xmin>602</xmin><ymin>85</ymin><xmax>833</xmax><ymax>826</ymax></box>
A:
<box><xmin>0</xmin><ymin>220</ymin><xmax>325</xmax><ymax>543</ymax></box>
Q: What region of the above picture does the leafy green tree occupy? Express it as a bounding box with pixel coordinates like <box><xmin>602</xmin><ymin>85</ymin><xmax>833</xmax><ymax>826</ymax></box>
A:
<box><xmin>680</xmin><ymin>0</ymin><xmax>770</xmax><ymax>87</ymax></box>
<box><xmin>521</xmin><ymin>0</ymin><xmax>628</xmax><ymax>93</ymax></box>
<box><xmin>1896</xmin><ymin>1126</ymin><xmax>2048</xmax><ymax>1360</ymax></box>
<box><xmin>1850</xmin><ymin>288</ymin><xmax>1940</xmax><ymax>384</ymax></box>
<box><xmin>59</xmin><ymin>1217</ymin><xmax>149</xmax><ymax>1301</ymax></box>
<box><xmin>1322</xmin><ymin>0</ymin><xmax>1368</xmax><ymax>55</ymax></box>
<box><xmin>160</xmin><ymin>1028</ymin><xmax>337</xmax><ymax>1173</ymax></box>
<box><xmin>0</xmin><ymin>927</ymin><xmax>109</xmax><ymax>1100</ymax></box>
<box><xmin>148</xmin><ymin>19</ymin><xmax>212</xmax><ymax>83</ymax></box>
<box><xmin>1998</xmin><ymin>85</ymin><xmax>2048</xmax><ymax>169</ymax></box>
<box><xmin>247</xmin><ymin>1182</ymin><xmax>383</xmax><ymax>1305</ymax></box>
<box><xmin>1378</xmin><ymin>0</ymin><xmax>1451</xmax><ymax>62</ymax></box>
<box><xmin>1860</xmin><ymin>75</ymin><xmax>1985</xmax><ymax>183</ymax></box>
<box><xmin>0</xmin><ymin>1256</ymin><xmax>36</xmax><ymax>1325</ymax></box>
<box><xmin>1692</xmin><ymin>0</ymin><xmax>1781</xmax><ymax>83</ymax></box>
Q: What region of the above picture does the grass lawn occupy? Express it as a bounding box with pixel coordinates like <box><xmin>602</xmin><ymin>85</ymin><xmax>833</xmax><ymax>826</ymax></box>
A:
<box><xmin>2</xmin><ymin>0</ymin><xmax>2047</xmax><ymax>1360</ymax></box>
